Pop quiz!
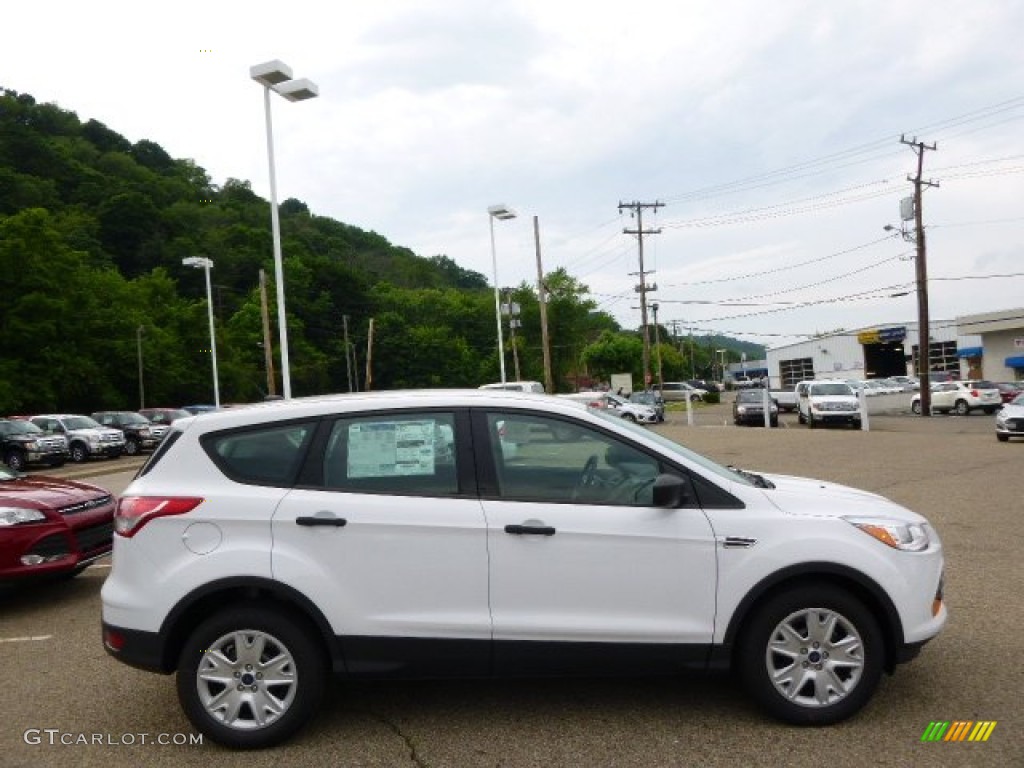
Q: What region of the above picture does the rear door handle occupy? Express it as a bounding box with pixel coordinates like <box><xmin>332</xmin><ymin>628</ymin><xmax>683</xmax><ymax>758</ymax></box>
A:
<box><xmin>296</xmin><ymin>513</ymin><xmax>348</xmax><ymax>527</ymax></box>
<box><xmin>504</xmin><ymin>524</ymin><xmax>556</xmax><ymax>536</ymax></box>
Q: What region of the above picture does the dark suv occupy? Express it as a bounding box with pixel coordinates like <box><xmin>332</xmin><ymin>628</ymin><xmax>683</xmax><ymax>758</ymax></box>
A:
<box><xmin>0</xmin><ymin>418</ymin><xmax>69</xmax><ymax>472</ymax></box>
<box><xmin>92</xmin><ymin>411</ymin><xmax>166</xmax><ymax>455</ymax></box>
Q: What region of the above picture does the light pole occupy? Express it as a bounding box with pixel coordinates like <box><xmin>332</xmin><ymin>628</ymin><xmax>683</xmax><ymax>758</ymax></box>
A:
<box><xmin>487</xmin><ymin>204</ymin><xmax>516</xmax><ymax>384</ymax></box>
<box><xmin>136</xmin><ymin>325</ymin><xmax>145</xmax><ymax>410</ymax></box>
<box><xmin>251</xmin><ymin>60</ymin><xmax>319</xmax><ymax>399</ymax></box>
<box><xmin>183</xmin><ymin>257</ymin><xmax>220</xmax><ymax>408</ymax></box>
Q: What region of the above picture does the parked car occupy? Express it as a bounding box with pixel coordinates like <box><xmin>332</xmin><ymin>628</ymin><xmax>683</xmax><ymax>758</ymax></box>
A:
<box><xmin>628</xmin><ymin>390</ymin><xmax>666</xmax><ymax>421</ymax></box>
<box><xmin>732</xmin><ymin>389</ymin><xmax>779</xmax><ymax>427</ymax></box>
<box><xmin>655</xmin><ymin>382</ymin><xmax>706</xmax><ymax>402</ymax></box>
<box><xmin>911</xmin><ymin>381</ymin><xmax>1001</xmax><ymax>415</ymax></box>
<box><xmin>995</xmin><ymin>392</ymin><xmax>1024</xmax><ymax>442</ymax></box>
<box><xmin>796</xmin><ymin>380</ymin><xmax>861</xmax><ymax>429</ymax></box>
<box><xmin>687</xmin><ymin>379</ymin><xmax>722</xmax><ymax>393</ymax></box>
<box><xmin>0</xmin><ymin>463</ymin><xmax>115</xmax><ymax>582</ymax></box>
<box><xmin>29</xmin><ymin>414</ymin><xmax>125</xmax><ymax>463</ymax></box>
<box><xmin>0</xmin><ymin>418</ymin><xmax>69</xmax><ymax>472</ymax></box>
<box><xmin>92</xmin><ymin>411</ymin><xmax>167</xmax><ymax>455</ymax></box>
<box><xmin>102</xmin><ymin>390</ymin><xmax>946</xmax><ymax>748</ymax></box>
<box><xmin>993</xmin><ymin>381</ymin><xmax>1023</xmax><ymax>404</ymax></box>
<box><xmin>181</xmin><ymin>405</ymin><xmax>220</xmax><ymax>415</ymax></box>
<box><xmin>560</xmin><ymin>392</ymin><xmax>659</xmax><ymax>424</ymax></box>
<box><xmin>138</xmin><ymin>407</ymin><xmax>192</xmax><ymax>427</ymax></box>
<box><xmin>478</xmin><ymin>381</ymin><xmax>546</xmax><ymax>394</ymax></box>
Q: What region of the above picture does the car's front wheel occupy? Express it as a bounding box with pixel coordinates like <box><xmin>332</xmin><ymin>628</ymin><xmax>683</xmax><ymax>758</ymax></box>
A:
<box><xmin>954</xmin><ymin>399</ymin><xmax>970</xmax><ymax>416</ymax></box>
<box><xmin>124</xmin><ymin>437</ymin><xmax>140</xmax><ymax>456</ymax></box>
<box><xmin>4</xmin><ymin>450</ymin><xmax>26</xmax><ymax>472</ymax></box>
<box><xmin>69</xmin><ymin>443</ymin><xmax>88</xmax><ymax>463</ymax></box>
<box><xmin>176</xmin><ymin>604</ymin><xmax>326</xmax><ymax>749</ymax></box>
<box><xmin>911</xmin><ymin>400</ymin><xmax>922</xmax><ymax>415</ymax></box>
<box><xmin>997</xmin><ymin>433</ymin><xmax>1009</xmax><ymax>442</ymax></box>
<box><xmin>738</xmin><ymin>586</ymin><xmax>884</xmax><ymax>725</ymax></box>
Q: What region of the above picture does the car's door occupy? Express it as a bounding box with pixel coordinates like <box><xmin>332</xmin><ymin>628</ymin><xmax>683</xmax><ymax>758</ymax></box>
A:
<box><xmin>474</xmin><ymin>409</ymin><xmax>718</xmax><ymax>676</ymax></box>
<box><xmin>930</xmin><ymin>382</ymin><xmax>955</xmax><ymax>411</ymax></box>
<box><xmin>271</xmin><ymin>409</ymin><xmax>492</xmax><ymax>677</ymax></box>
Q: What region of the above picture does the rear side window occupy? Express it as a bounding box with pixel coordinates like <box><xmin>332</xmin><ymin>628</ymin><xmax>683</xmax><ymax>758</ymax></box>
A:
<box><xmin>137</xmin><ymin>430</ymin><xmax>182</xmax><ymax>478</ymax></box>
<box><xmin>322</xmin><ymin>413</ymin><xmax>458</xmax><ymax>496</ymax></box>
<box><xmin>203</xmin><ymin>422</ymin><xmax>315</xmax><ymax>486</ymax></box>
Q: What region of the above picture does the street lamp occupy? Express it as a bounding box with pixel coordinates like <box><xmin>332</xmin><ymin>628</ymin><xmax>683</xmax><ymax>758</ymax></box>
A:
<box><xmin>251</xmin><ymin>60</ymin><xmax>319</xmax><ymax>399</ymax></box>
<box><xmin>136</xmin><ymin>325</ymin><xmax>145</xmax><ymax>410</ymax></box>
<box><xmin>182</xmin><ymin>257</ymin><xmax>220</xmax><ymax>408</ymax></box>
<box><xmin>487</xmin><ymin>204</ymin><xmax>517</xmax><ymax>384</ymax></box>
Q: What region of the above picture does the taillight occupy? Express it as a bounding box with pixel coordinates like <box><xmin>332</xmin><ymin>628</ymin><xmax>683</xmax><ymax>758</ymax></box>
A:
<box><xmin>971</xmin><ymin>389</ymin><xmax>979</xmax><ymax>398</ymax></box>
<box><xmin>114</xmin><ymin>496</ymin><xmax>203</xmax><ymax>538</ymax></box>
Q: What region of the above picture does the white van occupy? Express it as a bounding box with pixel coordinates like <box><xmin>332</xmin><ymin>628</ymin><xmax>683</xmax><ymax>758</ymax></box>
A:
<box><xmin>478</xmin><ymin>381</ymin><xmax>545</xmax><ymax>394</ymax></box>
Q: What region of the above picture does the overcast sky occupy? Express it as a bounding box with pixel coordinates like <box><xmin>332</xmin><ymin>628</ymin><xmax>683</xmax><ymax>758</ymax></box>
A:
<box><xmin>4</xmin><ymin>0</ymin><xmax>1023</xmax><ymax>349</ymax></box>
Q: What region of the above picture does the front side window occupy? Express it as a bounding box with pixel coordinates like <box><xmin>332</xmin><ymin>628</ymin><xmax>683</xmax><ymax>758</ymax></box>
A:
<box><xmin>323</xmin><ymin>412</ymin><xmax>458</xmax><ymax>496</ymax></box>
<box><xmin>483</xmin><ymin>411</ymin><xmax>661</xmax><ymax>506</ymax></box>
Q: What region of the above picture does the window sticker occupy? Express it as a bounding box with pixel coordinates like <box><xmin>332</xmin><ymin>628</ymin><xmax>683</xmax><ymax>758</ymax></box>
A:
<box><xmin>348</xmin><ymin>420</ymin><xmax>437</xmax><ymax>478</ymax></box>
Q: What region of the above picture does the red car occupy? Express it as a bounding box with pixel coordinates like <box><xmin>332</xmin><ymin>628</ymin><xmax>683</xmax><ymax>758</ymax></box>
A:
<box><xmin>0</xmin><ymin>464</ymin><xmax>115</xmax><ymax>582</ymax></box>
<box><xmin>995</xmin><ymin>382</ymin><xmax>1023</xmax><ymax>404</ymax></box>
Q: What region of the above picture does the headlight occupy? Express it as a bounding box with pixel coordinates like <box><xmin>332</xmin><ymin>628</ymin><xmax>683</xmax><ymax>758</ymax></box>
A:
<box><xmin>0</xmin><ymin>507</ymin><xmax>48</xmax><ymax>526</ymax></box>
<box><xmin>87</xmin><ymin>437</ymin><xmax>101</xmax><ymax>445</ymax></box>
<box><xmin>25</xmin><ymin>441</ymin><xmax>39</xmax><ymax>450</ymax></box>
<box><xmin>845</xmin><ymin>517</ymin><xmax>930</xmax><ymax>551</ymax></box>
<box><xmin>737</xmin><ymin>406</ymin><xmax>748</xmax><ymax>414</ymax></box>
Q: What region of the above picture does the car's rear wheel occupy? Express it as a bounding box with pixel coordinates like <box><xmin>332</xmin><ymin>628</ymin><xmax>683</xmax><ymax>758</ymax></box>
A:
<box><xmin>177</xmin><ymin>604</ymin><xmax>326</xmax><ymax>749</ymax></box>
<box><xmin>983</xmin><ymin>407</ymin><xmax>997</xmax><ymax>415</ymax></box>
<box><xmin>911</xmin><ymin>400</ymin><xmax>921</xmax><ymax>415</ymax></box>
<box><xmin>738</xmin><ymin>586</ymin><xmax>884</xmax><ymax>725</ymax></box>
<box><xmin>954</xmin><ymin>400</ymin><xmax>970</xmax><ymax>416</ymax></box>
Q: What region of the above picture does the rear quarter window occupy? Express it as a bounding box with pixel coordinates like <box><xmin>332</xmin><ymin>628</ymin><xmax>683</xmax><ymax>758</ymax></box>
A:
<box><xmin>202</xmin><ymin>422</ymin><xmax>316</xmax><ymax>487</ymax></box>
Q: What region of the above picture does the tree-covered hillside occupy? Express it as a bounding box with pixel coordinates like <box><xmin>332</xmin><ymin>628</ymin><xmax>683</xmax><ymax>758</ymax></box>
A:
<box><xmin>0</xmin><ymin>88</ymin><xmax>627</xmax><ymax>411</ymax></box>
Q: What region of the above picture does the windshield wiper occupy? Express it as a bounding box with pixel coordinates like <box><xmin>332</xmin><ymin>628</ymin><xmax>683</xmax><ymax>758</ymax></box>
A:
<box><xmin>727</xmin><ymin>465</ymin><xmax>775</xmax><ymax>489</ymax></box>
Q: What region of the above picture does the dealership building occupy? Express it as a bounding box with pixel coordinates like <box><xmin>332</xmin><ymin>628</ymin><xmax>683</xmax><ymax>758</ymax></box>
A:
<box><xmin>762</xmin><ymin>306</ymin><xmax>1024</xmax><ymax>389</ymax></box>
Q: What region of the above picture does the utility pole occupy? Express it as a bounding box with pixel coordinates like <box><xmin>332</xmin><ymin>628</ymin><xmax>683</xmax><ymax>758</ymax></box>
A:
<box><xmin>901</xmin><ymin>134</ymin><xmax>938</xmax><ymax>416</ymax></box>
<box><xmin>136</xmin><ymin>325</ymin><xmax>145</xmax><ymax>410</ymax></box>
<box><xmin>505</xmin><ymin>289</ymin><xmax>522</xmax><ymax>381</ymax></box>
<box><xmin>365</xmin><ymin>318</ymin><xmax>375</xmax><ymax>391</ymax></box>
<box><xmin>259</xmin><ymin>270</ymin><xmax>277</xmax><ymax>396</ymax></box>
<box><xmin>619</xmin><ymin>200</ymin><xmax>662</xmax><ymax>389</ymax></box>
<box><xmin>534</xmin><ymin>216</ymin><xmax>554</xmax><ymax>394</ymax></box>
<box><xmin>651</xmin><ymin>303</ymin><xmax>664</xmax><ymax>392</ymax></box>
<box><xmin>342</xmin><ymin>315</ymin><xmax>353</xmax><ymax>393</ymax></box>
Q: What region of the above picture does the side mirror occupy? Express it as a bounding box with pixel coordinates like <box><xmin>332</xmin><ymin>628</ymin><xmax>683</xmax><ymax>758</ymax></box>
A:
<box><xmin>652</xmin><ymin>473</ymin><xmax>690</xmax><ymax>508</ymax></box>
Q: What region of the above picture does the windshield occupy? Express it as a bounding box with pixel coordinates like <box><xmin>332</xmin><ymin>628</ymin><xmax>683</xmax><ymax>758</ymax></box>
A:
<box><xmin>810</xmin><ymin>383</ymin><xmax>854</xmax><ymax>396</ymax></box>
<box><xmin>64</xmin><ymin>416</ymin><xmax>102</xmax><ymax>430</ymax></box>
<box><xmin>737</xmin><ymin>391</ymin><xmax>767</xmax><ymax>403</ymax></box>
<box><xmin>0</xmin><ymin>420</ymin><xmax>42</xmax><ymax>436</ymax></box>
<box><xmin>117</xmin><ymin>413</ymin><xmax>150</xmax><ymax>425</ymax></box>
<box><xmin>590</xmin><ymin>408</ymin><xmax>756</xmax><ymax>487</ymax></box>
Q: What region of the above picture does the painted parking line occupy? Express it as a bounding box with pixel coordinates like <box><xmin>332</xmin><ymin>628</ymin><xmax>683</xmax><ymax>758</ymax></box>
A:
<box><xmin>0</xmin><ymin>635</ymin><xmax>54</xmax><ymax>643</ymax></box>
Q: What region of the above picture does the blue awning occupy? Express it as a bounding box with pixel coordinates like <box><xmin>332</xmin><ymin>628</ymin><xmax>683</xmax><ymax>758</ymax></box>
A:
<box><xmin>957</xmin><ymin>346</ymin><xmax>983</xmax><ymax>358</ymax></box>
<box><xmin>1006</xmin><ymin>356</ymin><xmax>1024</xmax><ymax>368</ymax></box>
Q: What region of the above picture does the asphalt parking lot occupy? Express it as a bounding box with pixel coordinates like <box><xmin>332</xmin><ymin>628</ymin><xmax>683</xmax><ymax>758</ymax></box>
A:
<box><xmin>2</xmin><ymin>405</ymin><xmax>1021</xmax><ymax>767</ymax></box>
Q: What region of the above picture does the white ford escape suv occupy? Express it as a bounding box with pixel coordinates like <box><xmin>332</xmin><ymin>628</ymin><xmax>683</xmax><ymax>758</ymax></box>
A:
<box><xmin>101</xmin><ymin>390</ymin><xmax>946</xmax><ymax>749</ymax></box>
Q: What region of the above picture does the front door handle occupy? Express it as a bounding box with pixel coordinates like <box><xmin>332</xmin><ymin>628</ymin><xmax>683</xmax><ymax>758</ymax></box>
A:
<box><xmin>296</xmin><ymin>513</ymin><xmax>347</xmax><ymax>527</ymax></box>
<box><xmin>504</xmin><ymin>524</ymin><xmax>556</xmax><ymax>536</ymax></box>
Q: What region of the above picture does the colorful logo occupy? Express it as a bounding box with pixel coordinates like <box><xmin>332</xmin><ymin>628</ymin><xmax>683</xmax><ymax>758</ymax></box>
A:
<box><xmin>921</xmin><ymin>721</ymin><xmax>997</xmax><ymax>742</ymax></box>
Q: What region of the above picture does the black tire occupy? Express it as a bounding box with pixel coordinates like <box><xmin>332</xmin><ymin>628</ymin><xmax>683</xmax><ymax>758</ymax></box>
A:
<box><xmin>737</xmin><ymin>585</ymin><xmax>884</xmax><ymax>725</ymax></box>
<box><xmin>124</xmin><ymin>438</ymin><xmax>140</xmax><ymax>456</ymax></box>
<box><xmin>911</xmin><ymin>400</ymin><xmax>921</xmax><ymax>415</ymax></box>
<box><xmin>797</xmin><ymin>411</ymin><xmax>806</xmax><ymax>425</ymax></box>
<box><xmin>5</xmin><ymin>450</ymin><xmax>26</xmax><ymax>472</ymax></box>
<box><xmin>770</xmin><ymin>418</ymin><xmax>779</xmax><ymax>428</ymax></box>
<box><xmin>953</xmin><ymin>400</ymin><xmax>969</xmax><ymax>416</ymax></box>
<box><xmin>807</xmin><ymin>413</ymin><xmax>816</xmax><ymax>429</ymax></box>
<box><xmin>997</xmin><ymin>434</ymin><xmax>1009</xmax><ymax>442</ymax></box>
<box><xmin>176</xmin><ymin>604</ymin><xmax>326</xmax><ymax>749</ymax></box>
<box><xmin>69</xmin><ymin>443</ymin><xmax>89</xmax><ymax>463</ymax></box>
<box><xmin>983</xmin><ymin>407</ymin><xmax>997</xmax><ymax>415</ymax></box>
<box><xmin>622</xmin><ymin>414</ymin><xmax>637</xmax><ymax>423</ymax></box>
